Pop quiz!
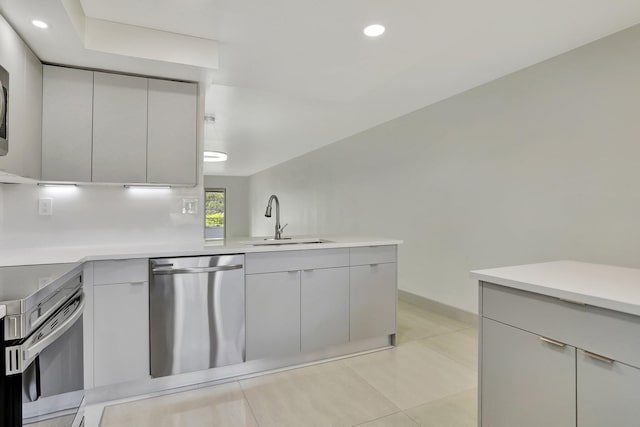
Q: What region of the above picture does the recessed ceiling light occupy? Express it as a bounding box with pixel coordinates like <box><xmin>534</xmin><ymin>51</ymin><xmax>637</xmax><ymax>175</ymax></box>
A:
<box><xmin>31</xmin><ymin>20</ymin><xmax>49</xmax><ymax>29</ymax></box>
<box><xmin>363</xmin><ymin>24</ymin><xmax>385</xmax><ymax>37</ymax></box>
<box><xmin>204</xmin><ymin>151</ymin><xmax>228</xmax><ymax>162</ymax></box>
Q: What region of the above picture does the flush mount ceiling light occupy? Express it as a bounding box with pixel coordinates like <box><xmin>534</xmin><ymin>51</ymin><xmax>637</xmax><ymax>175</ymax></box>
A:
<box><xmin>204</xmin><ymin>151</ymin><xmax>228</xmax><ymax>162</ymax></box>
<box><xmin>31</xmin><ymin>20</ymin><xmax>49</xmax><ymax>29</ymax></box>
<box><xmin>363</xmin><ymin>24</ymin><xmax>385</xmax><ymax>37</ymax></box>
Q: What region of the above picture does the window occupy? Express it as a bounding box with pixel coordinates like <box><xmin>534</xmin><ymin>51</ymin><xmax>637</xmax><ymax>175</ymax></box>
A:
<box><xmin>205</xmin><ymin>188</ymin><xmax>225</xmax><ymax>240</ymax></box>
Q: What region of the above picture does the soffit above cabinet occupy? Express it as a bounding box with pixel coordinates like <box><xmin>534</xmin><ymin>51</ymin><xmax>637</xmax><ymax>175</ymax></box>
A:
<box><xmin>2</xmin><ymin>0</ymin><xmax>640</xmax><ymax>176</ymax></box>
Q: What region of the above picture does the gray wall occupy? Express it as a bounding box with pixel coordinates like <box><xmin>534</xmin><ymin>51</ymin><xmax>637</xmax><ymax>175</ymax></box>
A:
<box><xmin>205</xmin><ymin>175</ymin><xmax>250</xmax><ymax>238</ymax></box>
<box><xmin>250</xmin><ymin>24</ymin><xmax>640</xmax><ymax>313</ymax></box>
<box><xmin>0</xmin><ymin>12</ymin><xmax>42</xmax><ymax>179</ymax></box>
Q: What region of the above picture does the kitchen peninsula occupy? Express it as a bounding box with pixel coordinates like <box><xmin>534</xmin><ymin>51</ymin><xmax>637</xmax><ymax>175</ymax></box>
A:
<box><xmin>0</xmin><ymin>237</ymin><xmax>400</xmax><ymax>405</ymax></box>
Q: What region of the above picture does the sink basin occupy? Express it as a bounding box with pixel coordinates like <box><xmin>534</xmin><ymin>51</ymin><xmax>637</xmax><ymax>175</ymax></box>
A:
<box><xmin>241</xmin><ymin>238</ymin><xmax>334</xmax><ymax>246</ymax></box>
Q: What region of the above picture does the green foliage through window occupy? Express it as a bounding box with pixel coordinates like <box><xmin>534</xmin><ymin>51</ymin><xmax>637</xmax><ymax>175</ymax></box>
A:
<box><xmin>205</xmin><ymin>190</ymin><xmax>225</xmax><ymax>228</ymax></box>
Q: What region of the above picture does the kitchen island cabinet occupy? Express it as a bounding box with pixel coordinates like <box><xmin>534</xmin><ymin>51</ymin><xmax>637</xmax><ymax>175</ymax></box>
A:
<box><xmin>472</xmin><ymin>261</ymin><xmax>640</xmax><ymax>427</ymax></box>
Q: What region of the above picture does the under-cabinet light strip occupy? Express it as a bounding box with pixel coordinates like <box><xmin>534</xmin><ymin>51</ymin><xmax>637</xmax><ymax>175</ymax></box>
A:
<box><xmin>124</xmin><ymin>185</ymin><xmax>171</xmax><ymax>190</ymax></box>
<box><xmin>37</xmin><ymin>183</ymin><xmax>78</xmax><ymax>187</ymax></box>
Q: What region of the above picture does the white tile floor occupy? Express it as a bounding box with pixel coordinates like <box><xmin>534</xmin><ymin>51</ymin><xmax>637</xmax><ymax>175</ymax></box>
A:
<box><xmin>94</xmin><ymin>300</ymin><xmax>479</xmax><ymax>427</ymax></box>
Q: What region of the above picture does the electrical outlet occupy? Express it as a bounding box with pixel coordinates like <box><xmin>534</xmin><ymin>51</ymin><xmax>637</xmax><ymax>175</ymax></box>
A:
<box><xmin>182</xmin><ymin>199</ymin><xmax>198</xmax><ymax>214</ymax></box>
<box><xmin>38</xmin><ymin>198</ymin><xmax>53</xmax><ymax>216</ymax></box>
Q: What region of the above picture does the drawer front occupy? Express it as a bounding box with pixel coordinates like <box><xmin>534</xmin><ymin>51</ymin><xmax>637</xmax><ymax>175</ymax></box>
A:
<box><xmin>245</xmin><ymin>249</ymin><xmax>349</xmax><ymax>274</ymax></box>
<box><xmin>482</xmin><ymin>282</ymin><xmax>640</xmax><ymax>368</ymax></box>
<box><xmin>350</xmin><ymin>245</ymin><xmax>396</xmax><ymax>266</ymax></box>
<box><xmin>93</xmin><ymin>259</ymin><xmax>149</xmax><ymax>285</ymax></box>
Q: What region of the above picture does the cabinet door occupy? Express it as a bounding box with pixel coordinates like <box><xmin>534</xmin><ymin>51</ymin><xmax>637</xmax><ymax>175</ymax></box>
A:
<box><xmin>246</xmin><ymin>272</ymin><xmax>300</xmax><ymax>361</ymax></box>
<box><xmin>93</xmin><ymin>282</ymin><xmax>149</xmax><ymax>387</ymax></box>
<box><xmin>92</xmin><ymin>72</ymin><xmax>147</xmax><ymax>183</ymax></box>
<box><xmin>301</xmin><ymin>267</ymin><xmax>349</xmax><ymax>352</ymax></box>
<box><xmin>482</xmin><ymin>318</ymin><xmax>576</xmax><ymax>427</ymax></box>
<box><xmin>147</xmin><ymin>79</ymin><xmax>197</xmax><ymax>185</ymax></box>
<box><xmin>42</xmin><ymin>66</ymin><xmax>93</xmax><ymax>182</ymax></box>
<box><xmin>349</xmin><ymin>263</ymin><xmax>396</xmax><ymax>341</ymax></box>
<box><xmin>577</xmin><ymin>349</ymin><xmax>640</xmax><ymax>426</ymax></box>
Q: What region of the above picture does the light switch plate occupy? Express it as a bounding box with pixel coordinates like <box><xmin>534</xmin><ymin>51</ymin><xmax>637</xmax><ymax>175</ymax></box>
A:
<box><xmin>182</xmin><ymin>199</ymin><xmax>197</xmax><ymax>214</ymax></box>
<box><xmin>38</xmin><ymin>198</ymin><xmax>53</xmax><ymax>216</ymax></box>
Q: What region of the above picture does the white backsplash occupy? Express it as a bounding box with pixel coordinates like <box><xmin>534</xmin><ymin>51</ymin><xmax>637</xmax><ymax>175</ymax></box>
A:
<box><xmin>0</xmin><ymin>184</ymin><xmax>204</xmax><ymax>249</ymax></box>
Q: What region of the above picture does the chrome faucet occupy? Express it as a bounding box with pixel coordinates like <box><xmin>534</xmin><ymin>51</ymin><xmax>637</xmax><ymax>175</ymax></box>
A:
<box><xmin>264</xmin><ymin>194</ymin><xmax>287</xmax><ymax>239</ymax></box>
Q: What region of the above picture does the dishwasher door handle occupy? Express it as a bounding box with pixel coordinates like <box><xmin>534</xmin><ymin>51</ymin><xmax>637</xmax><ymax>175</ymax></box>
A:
<box><xmin>152</xmin><ymin>264</ymin><xmax>244</xmax><ymax>275</ymax></box>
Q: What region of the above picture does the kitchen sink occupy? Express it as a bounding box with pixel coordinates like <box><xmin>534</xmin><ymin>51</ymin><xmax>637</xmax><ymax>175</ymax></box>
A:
<box><xmin>241</xmin><ymin>238</ymin><xmax>334</xmax><ymax>246</ymax></box>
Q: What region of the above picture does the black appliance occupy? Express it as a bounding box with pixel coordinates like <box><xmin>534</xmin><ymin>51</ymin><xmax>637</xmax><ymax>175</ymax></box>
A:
<box><xmin>0</xmin><ymin>263</ymin><xmax>85</xmax><ymax>426</ymax></box>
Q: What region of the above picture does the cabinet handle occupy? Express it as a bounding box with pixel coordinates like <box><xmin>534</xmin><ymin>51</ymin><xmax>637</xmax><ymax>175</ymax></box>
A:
<box><xmin>370</xmin><ymin>263</ymin><xmax>379</xmax><ymax>267</ymax></box>
<box><xmin>583</xmin><ymin>350</ymin><xmax>614</xmax><ymax>364</ymax></box>
<box><xmin>557</xmin><ymin>297</ymin><xmax>587</xmax><ymax>306</ymax></box>
<box><xmin>303</xmin><ymin>269</ymin><xmax>314</xmax><ymax>272</ymax></box>
<box><xmin>539</xmin><ymin>336</ymin><xmax>566</xmax><ymax>348</ymax></box>
<box><xmin>130</xmin><ymin>281</ymin><xmax>146</xmax><ymax>286</ymax></box>
<box><xmin>288</xmin><ymin>271</ymin><xmax>298</xmax><ymax>274</ymax></box>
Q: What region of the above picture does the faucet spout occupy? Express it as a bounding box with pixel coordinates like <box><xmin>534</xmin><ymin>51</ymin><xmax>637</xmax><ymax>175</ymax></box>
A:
<box><xmin>265</xmin><ymin>195</ymin><xmax>284</xmax><ymax>239</ymax></box>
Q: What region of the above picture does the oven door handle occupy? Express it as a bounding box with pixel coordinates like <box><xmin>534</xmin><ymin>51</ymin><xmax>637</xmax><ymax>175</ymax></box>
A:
<box><xmin>5</xmin><ymin>292</ymin><xmax>85</xmax><ymax>375</ymax></box>
<box><xmin>24</xmin><ymin>293</ymin><xmax>85</xmax><ymax>369</ymax></box>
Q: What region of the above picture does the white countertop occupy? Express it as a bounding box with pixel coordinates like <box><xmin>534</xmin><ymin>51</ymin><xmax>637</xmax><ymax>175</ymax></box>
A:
<box><xmin>0</xmin><ymin>236</ymin><xmax>402</xmax><ymax>268</ymax></box>
<box><xmin>471</xmin><ymin>260</ymin><xmax>640</xmax><ymax>316</ymax></box>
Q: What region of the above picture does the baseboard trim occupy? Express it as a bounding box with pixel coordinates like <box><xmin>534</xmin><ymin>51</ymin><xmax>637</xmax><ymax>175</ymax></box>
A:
<box><xmin>398</xmin><ymin>290</ymin><xmax>478</xmax><ymax>326</ymax></box>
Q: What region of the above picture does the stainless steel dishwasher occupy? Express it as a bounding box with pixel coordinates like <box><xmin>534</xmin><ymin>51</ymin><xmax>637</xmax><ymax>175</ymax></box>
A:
<box><xmin>149</xmin><ymin>255</ymin><xmax>245</xmax><ymax>378</ymax></box>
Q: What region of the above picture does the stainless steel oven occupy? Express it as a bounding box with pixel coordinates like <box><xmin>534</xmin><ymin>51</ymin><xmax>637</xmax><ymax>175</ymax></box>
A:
<box><xmin>0</xmin><ymin>263</ymin><xmax>85</xmax><ymax>427</ymax></box>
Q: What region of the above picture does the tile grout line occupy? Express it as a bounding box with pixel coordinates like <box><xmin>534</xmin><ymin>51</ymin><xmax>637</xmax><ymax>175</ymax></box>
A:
<box><xmin>349</xmin><ymin>410</ymin><xmax>415</xmax><ymax>427</ymax></box>
<box><xmin>339</xmin><ymin>359</ymin><xmax>402</xmax><ymax>414</ymax></box>
<box><xmin>238</xmin><ymin>380</ymin><xmax>262</xmax><ymax>427</ymax></box>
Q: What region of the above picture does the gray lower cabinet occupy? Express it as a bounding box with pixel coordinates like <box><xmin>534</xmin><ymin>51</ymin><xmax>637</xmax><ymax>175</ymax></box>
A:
<box><xmin>246</xmin><ymin>271</ymin><xmax>301</xmax><ymax>361</ymax></box>
<box><xmin>349</xmin><ymin>263</ymin><xmax>396</xmax><ymax>341</ymax></box>
<box><xmin>577</xmin><ymin>350</ymin><xmax>640</xmax><ymax>427</ymax></box>
<box><xmin>301</xmin><ymin>267</ymin><xmax>349</xmax><ymax>352</ymax></box>
<box><xmin>481</xmin><ymin>318</ymin><xmax>576</xmax><ymax>427</ymax></box>
<box><xmin>481</xmin><ymin>282</ymin><xmax>640</xmax><ymax>427</ymax></box>
<box><xmin>93</xmin><ymin>281</ymin><xmax>149</xmax><ymax>387</ymax></box>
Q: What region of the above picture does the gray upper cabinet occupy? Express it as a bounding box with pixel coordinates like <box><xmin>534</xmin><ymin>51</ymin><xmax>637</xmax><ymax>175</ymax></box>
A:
<box><xmin>42</xmin><ymin>66</ymin><xmax>93</xmax><ymax>182</ymax></box>
<box><xmin>147</xmin><ymin>79</ymin><xmax>197</xmax><ymax>185</ymax></box>
<box><xmin>92</xmin><ymin>72</ymin><xmax>148</xmax><ymax>183</ymax></box>
<box><xmin>41</xmin><ymin>67</ymin><xmax>198</xmax><ymax>185</ymax></box>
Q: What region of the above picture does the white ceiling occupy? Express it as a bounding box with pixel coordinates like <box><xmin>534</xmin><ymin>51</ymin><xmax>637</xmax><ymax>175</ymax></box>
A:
<box><xmin>1</xmin><ymin>0</ymin><xmax>640</xmax><ymax>176</ymax></box>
